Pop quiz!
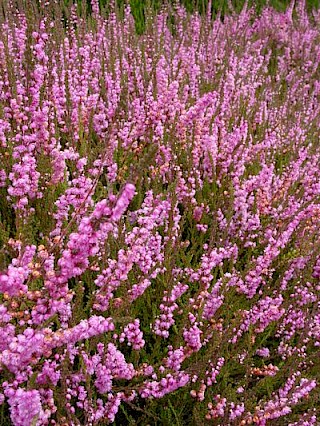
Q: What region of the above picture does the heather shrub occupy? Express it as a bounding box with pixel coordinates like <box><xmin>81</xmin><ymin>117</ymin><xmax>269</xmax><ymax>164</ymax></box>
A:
<box><xmin>0</xmin><ymin>0</ymin><xmax>320</xmax><ymax>425</ymax></box>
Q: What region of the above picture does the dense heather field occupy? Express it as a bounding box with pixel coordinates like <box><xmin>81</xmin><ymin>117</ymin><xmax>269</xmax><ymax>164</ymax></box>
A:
<box><xmin>0</xmin><ymin>0</ymin><xmax>320</xmax><ymax>425</ymax></box>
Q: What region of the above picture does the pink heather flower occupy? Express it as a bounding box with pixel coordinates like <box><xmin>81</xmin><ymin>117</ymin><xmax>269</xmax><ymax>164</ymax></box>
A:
<box><xmin>206</xmin><ymin>358</ymin><xmax>225</xmax><ymax>386</ymax></box>
<box><xmin>229</xmin><ymin>402</ymin><xmax>245</xmax><ymax>420</ymax></box>
<box><xmin>111</xmin><ymin>183</ymin><xmax>136</xmax><ymax>221</ymax></box>
<box><xmin>120</xmin><ymin>319</ymin><xmax>145</xmax><ymax>350</ymax></box>
<box><xmin>7</xmin><ymin>388</ymin><xmax>45</xmax><ymax>426</ymax></box>
<box><xmin>183</xmin><ymin>324</ymin><xmax>202</xmax><ymax>352</ymax></box>
<box><xmin>0</xmin><ymin>3</ymin><xmax>319</xmax><ymax>425</ymax></box>
<box><xmin>256</xmin><ymin>347</ymin><xmax>270</xmax><ymax>358</ymax></box>
<box><xmin>166</xmin><ymin>346</ymin><xmax>186</xmax><ymax>371</ymax></box>
<box><xmin>140</xmin><ymin>373</ymin><xmax>190</xmax><ymax>398</ymax></box>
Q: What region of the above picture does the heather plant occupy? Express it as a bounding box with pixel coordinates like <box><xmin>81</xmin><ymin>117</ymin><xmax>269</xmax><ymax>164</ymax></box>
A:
<box><xmin>0</xmin><ymin>0</ymin><xmax>320</xmax><ymax>425</ymax></box>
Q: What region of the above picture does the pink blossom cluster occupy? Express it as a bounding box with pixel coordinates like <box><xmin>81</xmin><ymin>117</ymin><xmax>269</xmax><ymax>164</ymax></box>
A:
<box><xmin>0</xmin><ymin>0</ymin><xmax>319</xmax><ymax>424</ymax></box>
